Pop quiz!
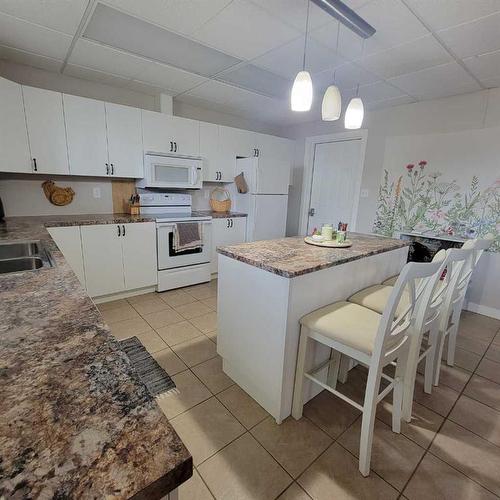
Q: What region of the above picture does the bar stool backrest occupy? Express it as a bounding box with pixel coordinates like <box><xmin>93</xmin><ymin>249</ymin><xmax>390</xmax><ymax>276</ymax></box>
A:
<box><xmin>438</xmin><ymin>248</ymin><xmax>474</xmax><ymax>331</ymax></box>
<box><xmin>375</xmin><ymin>258</ymin><xmax>446</xmax><ymax>361</ymax></box>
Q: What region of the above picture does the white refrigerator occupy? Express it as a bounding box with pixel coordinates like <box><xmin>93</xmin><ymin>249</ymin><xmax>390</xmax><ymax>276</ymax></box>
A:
<box><xmin>233</xmin><ymin>157</ymin><xmax>289</xmax><ymax>242</ymax></box>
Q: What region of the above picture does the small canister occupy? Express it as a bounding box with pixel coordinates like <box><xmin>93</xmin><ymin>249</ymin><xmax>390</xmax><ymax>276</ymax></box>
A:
<box><xmin>321</xmin><ymin>224</ymin><xmax>334</xmax><ymax>240</ymax></box>
<box><xmin>336</xmin><ymin>230</ymin><xmax>346</xmax><ymax>243</ymax></box>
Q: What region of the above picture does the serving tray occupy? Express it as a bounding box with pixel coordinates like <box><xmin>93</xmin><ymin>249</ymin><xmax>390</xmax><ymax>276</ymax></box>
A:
<box><xmin>304</xmin><ymin>236</ymin><xmax>353</xmax><ymax>248</ymax></box>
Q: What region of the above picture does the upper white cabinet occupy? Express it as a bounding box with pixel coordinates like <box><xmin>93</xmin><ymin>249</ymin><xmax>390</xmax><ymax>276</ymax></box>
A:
<box><xmin>81</xmin><ymin>222</ymin><xmax>157</xmax><ymax>297</ymax></box>
<box><xmin>105</xmin><ymin>102</ymin><xmax>143</xmax><ymax>178</ymax></box>
<box><xmin>255</xmin><ymin>133</ymin><xmax>294</xmax><ymax>164</ymax></box>
<box><xmin>64</xmin><ymin>94</ymin><xmax>109</xmax><ymax>177</ymax></box>
<box><xmin>0</xmin><ymin>77</ymin><xmax>31</xmax><ymax>173</ymax></box>
<box><xmin>22</xmin><ymin>86</ymin><xmax>69</xmax><ymax>175</ymax></box>
<box><xmin>142</xmin><ymin>110</ymin><xmax>199</xmax><ymax>156</ymax></box>
<box><xmin>200</xmin><ymin>122</ymin><xmax>235</xmax><ymax>183</ymax></box>
<box><xmin>64</xmin><ymin>95</ymin><xmax>143</xmax><ymax>178</ymax></box>
<box><xmin>220</xmin><ymin>126</ymin><xmax>255</xmax><ymax>158</ymax></box>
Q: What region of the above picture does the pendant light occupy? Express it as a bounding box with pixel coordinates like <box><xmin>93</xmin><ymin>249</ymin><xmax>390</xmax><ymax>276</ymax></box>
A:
<box><xmin>344</xmin><ymin>40</ymin><xmax>365</xmax><ymax>129</ymax></box>
<box><xmin>291</xmin><ymin>1</ymin><xmax>313</xmax><ymax>111</ymax></box>
<box><xmin>321</xmin><ymin>22</ymin><xmax>342</xmax><ymax>121</ymax></box>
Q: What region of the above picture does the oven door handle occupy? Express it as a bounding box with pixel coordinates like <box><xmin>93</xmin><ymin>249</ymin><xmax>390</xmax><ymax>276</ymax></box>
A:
<box><xmin>156</xmin><ymin>221</ymin><xmax>212</xmax><ymax>229</ymax></box>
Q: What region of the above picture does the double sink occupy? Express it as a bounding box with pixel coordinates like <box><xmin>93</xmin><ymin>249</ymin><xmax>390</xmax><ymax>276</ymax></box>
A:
<box><xmin>0</xmin><ymin>240</ymin><xmax>54</xmax><ymax>274</ymax></box>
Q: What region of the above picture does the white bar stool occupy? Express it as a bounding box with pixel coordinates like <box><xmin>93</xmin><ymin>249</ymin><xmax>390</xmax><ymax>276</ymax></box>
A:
<box><xmin>292</xmin><ymin>261</ymin><xmax>439</xmax><ymax>476</ymax></box>
<box><xmin>348</xmin><ymin>250</ymin><xmax>447</xmax><ymax>421</ymax></box>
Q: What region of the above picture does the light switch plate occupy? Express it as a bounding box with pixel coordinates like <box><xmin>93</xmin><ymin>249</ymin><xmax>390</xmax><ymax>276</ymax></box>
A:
<box><xmin>93</xmin><ymin>187</ymin><xmax>101</xmax><ymax>199</ymax></box>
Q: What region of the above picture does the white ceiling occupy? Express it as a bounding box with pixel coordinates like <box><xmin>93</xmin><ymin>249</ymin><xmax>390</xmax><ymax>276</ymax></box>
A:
<box><xmin>0</xmin><ymin>0</ymin><xmax>499</xmax><ymax>127</ymax></box>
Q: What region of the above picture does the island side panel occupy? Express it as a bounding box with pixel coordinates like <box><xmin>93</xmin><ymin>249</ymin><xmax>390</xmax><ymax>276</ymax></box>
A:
<box><xmin>281</xmin><ymin>246</ymin><xmax>409</xmax><ymax>421</ymax></box>
<box><xmin>217</xmin><ymin>254</ymin><xmax>291</xmax><ymax>421</ymax></box>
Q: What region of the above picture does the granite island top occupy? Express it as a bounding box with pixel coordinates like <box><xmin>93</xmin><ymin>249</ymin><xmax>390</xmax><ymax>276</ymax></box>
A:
<box><xmin>217</xmin><ymin>232</ymin><xmax>410</xmax><ymax>278</ymax></box>
<box><xmin>0</xmin><ymin>215</ymin><xmax>192</xmax><ymax>499</ymax></box>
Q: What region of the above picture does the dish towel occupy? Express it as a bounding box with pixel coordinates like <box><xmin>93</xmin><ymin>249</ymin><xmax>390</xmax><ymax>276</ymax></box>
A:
<box><xmin>173</xmin><ymin>222</ymin><xmax>203</xmax><ymax>251</ymax></box>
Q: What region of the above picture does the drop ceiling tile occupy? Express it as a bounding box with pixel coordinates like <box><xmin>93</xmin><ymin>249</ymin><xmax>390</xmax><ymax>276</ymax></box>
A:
<box><xmin>248</xmin><ymin>0</ymin><xmax>334</xmax><ymax>32</ymax></box>
<box><xmin>388</xmin><ymin>62</ymin><xmax>481</xmax><ymax>100</ymax></box>
<box><xmin>0</xmin><ymin>45</ymin><xmax>62</xmax><ymax>72</ymax></box>
<box><xmin>84</xmin><ymin>4</ymin><xmax>241</xmax><ymax>77</ymax></box>
<box><xmin>102</xmin><ymin>0</ymin><xmax>233</xmax><ymax>36</ymax></box>
<box><xmin>185</xmin><ymin>79</ymin><xmax>258</xmax><ymax>107</ymax></box>
<box><xmin>329</xmin><ymin>62</ymin><xmax>380</xmax><ymax>89</ymax></box>
<box><xmin>359</xmin><ymin>35</ymin><xmax>452</xmax><ymax>79</ymax></box>
<box><xmin>0</xmin><ymin>11</ymin><xmax>72</xmax><ymax>59</ymax></box>
<box><xmin>480</xmin><ymin>75</ymin><xmax>500</xmax><ymax>88</ymax></box>
<box><xmin>125</xmin><ymin>79</ymin><xmax>168</xmax><ymax>95</ymax></box>
<box><xmin>69</xmin><ymin>39</ymin><xmax>151</xmax><ymax>79</ymax></box>
<box><xmin>438</xmin><ymin>12</ymin><xmax>500</xmax><ymax>59</ymax></box>
<box><xmin>367</xmin><ymin>94</ymin><xmax>416</xmax><ymax>110</ymax></box>
<box><xmin>311</xmin><ymin>20</ymin><xmax>364</xmax><ymax>60</ymax></box>
<box><xmin>253</xmin><ymin>35</ymin><xmax>343</xmax><ymax>79</ymax></box>
<box><xmin>64</xmin><ymin>64</ymin><xmax>132</xmax><ymax>87</ymax></box>
<box><xmin>138</xmin><ymin>62</ymin><xmax>208</xmax><ymax>93</ymax></box>
<box><xmin>359</xmin><ymin>81</ymin><xmax>404</xmax><ymax>101</ymax></box>
<box><xmin>191</xmin><ymin>0</ymin><xmax>300</xmax><ymax>60</ymax></box>
<box><xmin>0</xmin><ymin>0</ymin><xmax>88</xmax><ymax>35</ymax></box>
<box><xmin>217</xmin><ymin>64</ymin><xmax>290</xmax><ymax>98</ymax></box>
<box><xmin>464</xmin><ymin>49</ymin><xmax>500</xmax><ymax>82</ymax></box>
<box><xmin>404</xmin><ymin>0</ymin><xmax>500</xmax><ymax>31</ymax></box>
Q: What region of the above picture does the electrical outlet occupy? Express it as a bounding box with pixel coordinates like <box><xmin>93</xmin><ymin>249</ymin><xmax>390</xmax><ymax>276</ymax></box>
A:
<box><xmin>360</xmin><ymin>189</ymin><xmax>369</xmax><ymax>198</ymax></box>
<box><xmin>93</xmin><ymin>187</ymin><xmax>101</xmax><ymax>199</ymax></box>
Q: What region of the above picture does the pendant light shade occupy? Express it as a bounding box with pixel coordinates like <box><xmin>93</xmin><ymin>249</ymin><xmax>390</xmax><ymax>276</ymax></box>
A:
<box><xmin>291</xmin><ymin>71</ymin><xmax>313</xmax><ymax>112</ymax></box>
<box><xmin>321</xmin><ymin>85</ymin><xmax>341</xmax><ymax>121</ymax></box>
<box><xmin>344</xmin><ymin>97</ymin><xmax>364</xmax><ymax>129</ymax></box>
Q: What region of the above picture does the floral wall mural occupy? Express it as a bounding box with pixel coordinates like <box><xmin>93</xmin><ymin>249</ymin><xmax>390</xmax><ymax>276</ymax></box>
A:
<box><xmin>373</xmin><ymin>160</ymin><xmax>500</xmax><ymax>252</ymax></box>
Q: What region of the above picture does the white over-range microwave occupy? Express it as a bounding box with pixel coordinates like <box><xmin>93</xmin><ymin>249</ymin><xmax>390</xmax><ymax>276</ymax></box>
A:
<box><xmin>137</xmin><ymin>153</ymin><xmax>203</xmax><ymax>189</ymax></box>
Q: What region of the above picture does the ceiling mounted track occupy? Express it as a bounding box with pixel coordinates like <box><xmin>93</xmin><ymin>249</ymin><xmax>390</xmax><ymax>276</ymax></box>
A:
<box><xmin>311</xmin><ymin>0</ymin><xmax>376</xmax><ymax>38</ymax></box>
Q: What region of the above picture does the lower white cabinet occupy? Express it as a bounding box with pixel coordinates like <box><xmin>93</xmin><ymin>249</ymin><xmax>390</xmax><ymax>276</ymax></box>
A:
<box><xmin>47</xmin><ymin>226</ymin><xmax>85</xmax><ymax>286</ymax></box>
<box><xmin>81</xmin><ymin>222</ymin><xmax>157</xmax><ymax>297</ymax></box>
<box><xmin>211</xmin><ymin>217</ymin><xmax>247</xmax><ymax>274</ymax></box>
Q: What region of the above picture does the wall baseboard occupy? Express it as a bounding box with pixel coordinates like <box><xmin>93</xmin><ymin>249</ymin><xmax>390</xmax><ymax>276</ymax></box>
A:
<box><xmin>465</xmin><ymin>301</ymin><xmax>500</xmax><ymax>320</ymax></box>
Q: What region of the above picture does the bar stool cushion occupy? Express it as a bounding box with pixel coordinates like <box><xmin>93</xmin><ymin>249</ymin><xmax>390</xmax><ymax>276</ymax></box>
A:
<box><xmin>382</xmin><ymin>275</ymin><xmax>398</xmax><ymax>286</ymax></box>
<box><xmin>348</xmin><ymin>284</ymin><xmax>410</xmax><ymax>317</ymax></box>
<box><xmin>300</xmin><ymin>301</ymin><xmax>382</xmax><ymax>355</ymax></box>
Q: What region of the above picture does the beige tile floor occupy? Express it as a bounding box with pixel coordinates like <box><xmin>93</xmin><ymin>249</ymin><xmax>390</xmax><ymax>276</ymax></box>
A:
<box><xmin>100</xmin><ymin>281</ymin><xmax>500</xmax><ymax>500</ymax></box>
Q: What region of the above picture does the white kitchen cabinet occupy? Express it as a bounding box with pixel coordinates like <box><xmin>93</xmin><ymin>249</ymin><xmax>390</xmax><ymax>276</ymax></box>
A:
<box><xmin>254</xmin><ymin>133</ymin><xmax>294</xmax><ymax>164</ymax></box>
<box><xmin>218</xmin><ymin>126</ymin><xmax>256</xmax><ymax>183</ymax></box>
<box><xmin>121</xmin><ymin>222</ymin><xmax>157</xmax><ymax>290</ymax></box>
<box><xmin>47</xmin><ymin>226</ymin><xmax>86</xmax><ymax>286</ymax></box>
<box><xmin>22</xmin><ymin>86</ymin><xmax>69</xmax><ymax>175</ymax></box>
<box><xmin>142</xmin><ymin>110</ymin><xmax>199</xmax><ymax>156</ymax></box>
<box><xmin>200</xmin><ymin>122</ymin><xmax>220</xmax><ymax>182</ymax></box>
<box><xmin>81</xmin><ymin>224</ymin><xmax>125</xmax><ymax>297</ymax></box>
<box><xmin>105</xmin><ymin>102</ymin><xmax>143</xmax><ymax>178</ymax></box>
<box><xmin>211</xmin><ymin>216</ymin><xmax>247</xmax><ymax>274</ymax></box>
<box><xmin>0</xmin><ymin>77</ymin><xmax>31</xmax><ymax>173</ymax></box>
<box><xmin>64</xmin><ymin>94</ymin><xmax>109</xmax><ymax>177</ymax></box>
<box><xmin>81</xmin><ymin>222</ymin><xmax>157</xmax><ymax>297</ymax></box>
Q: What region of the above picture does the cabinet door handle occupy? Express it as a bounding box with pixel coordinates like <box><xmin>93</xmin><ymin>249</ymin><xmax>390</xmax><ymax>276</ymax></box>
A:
<box><xmin>216</xmin><ymin>171</ymin><xmax>218</xmax><ymax>180</ymax></box>
<box><xmin>106</xmin><ymin>163</ymin><xmax>109</xmax><ymax>175</ymax></box>
<box><xmin>174</xmin><ymin>142</ymin><xmax>178</xmax><ymax>152</ymax></box>
<box><xmin>33</xmin><ymin>158</ymin><xmax>38</xmax><ymax>172</ymax></box>
<box><xmin>256</xmin><ymin>148</ymin><xmax>260</xmax><ymax>157</ymax></box>
<box><xmin>111</xmin><ymin>163</ymin><xmax>114</xmax><ymax>175</ymax></box>
<box><xmin>118</xmin><ymin>225</ymin><xmax>121</xmax><ymax>237</ymax></box>
<box><xmin>226</xmin><ymin>218</ymin><xmax>230</xmax><ymax>228</ymax></box>
<box><xmin>230</xmin><ymin>218</ymin><xmax>233</xmax><ymax>228</ymax></box>
<box><xmin>170</xmin><ymin>141</ymin><xmax>173</xmax><ymax>152</ymax></box>
<box><xmin>122</xmin><ymin>225</ymin><xmax>126</xmax><ymax>236</ymax></box>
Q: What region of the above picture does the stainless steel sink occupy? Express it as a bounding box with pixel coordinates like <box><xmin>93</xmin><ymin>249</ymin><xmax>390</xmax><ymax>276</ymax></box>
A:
<box><xmin>0</xmin><ymin>240</ymin><xmax>54</xmax><ymax>275</ymax></box>
<box><xmin>0</xmin><ymin>257</ymin><xmax>44</xmax><ymax>273</ymax></box>
<box><xmin>0</xmin><ymin>241</ymin><xmax>40</xmax><ymax>260</ymax></box>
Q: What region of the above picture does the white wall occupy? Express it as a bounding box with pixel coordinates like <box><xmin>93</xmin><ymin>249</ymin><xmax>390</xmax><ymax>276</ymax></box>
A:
<box><xmin>277</xmin><ymin>87</ymin><xmax>500</xmax><ymax>317</ymax></box>
<box><xmin>0</xmin><ymin>174</ymin><xmax>113</xmax><ymax>216</ymax></box>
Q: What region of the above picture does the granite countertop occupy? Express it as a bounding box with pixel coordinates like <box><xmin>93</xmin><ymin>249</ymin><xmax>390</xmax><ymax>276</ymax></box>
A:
<box><xmin>217</xmin><ymin>233</ymin><xmax>410</xmax><ymax>278</ymax></box>
<box><xmin>0</xmin><ymin>215</ymin><xmax>192</xmax><ymax>499</ymax></box>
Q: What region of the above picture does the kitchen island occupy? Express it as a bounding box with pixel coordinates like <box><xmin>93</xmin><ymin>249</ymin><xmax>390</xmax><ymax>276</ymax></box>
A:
<box><xmin>216</xmin><ymin>233</ymin><xmax>410</xmax><ymax>423</ymax></box>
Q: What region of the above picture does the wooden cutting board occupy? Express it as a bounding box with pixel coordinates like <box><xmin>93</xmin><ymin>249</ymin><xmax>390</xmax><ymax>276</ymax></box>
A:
<box><xmin>112</xmin><ymin>180</ymin><xmax>135</xmax><ymax>214</ymax></box>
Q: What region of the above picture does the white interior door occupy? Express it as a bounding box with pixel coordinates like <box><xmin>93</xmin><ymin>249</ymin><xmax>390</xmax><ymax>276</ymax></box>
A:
<box><xmin>307</xmin><ymin>139</ymin><xmax>363</xmax><ymax>234</ymax></box>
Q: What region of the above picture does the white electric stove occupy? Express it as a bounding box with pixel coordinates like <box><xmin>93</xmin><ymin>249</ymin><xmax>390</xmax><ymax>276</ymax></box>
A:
<box><xmin>138</xmin><ymin>192</ymin><xmax>212</xmax><ymax>291</ymax></box>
